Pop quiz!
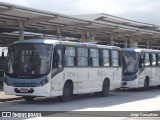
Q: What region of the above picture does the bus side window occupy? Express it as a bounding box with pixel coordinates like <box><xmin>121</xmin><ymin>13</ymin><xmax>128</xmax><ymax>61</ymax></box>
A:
<box><xmin>111</xmin><ymin>50</ymin><xmax>119</xmax><ymax>67</ymax></box>
<box><xmin>152</xmin><ymin>53</ymin><xmax>156</xmax><ymax>66</ymax></box>
<box><xmin>90</xmin><ymin>48</ymin><xmax>99</xmax><ymax>67</ymax></box>
<box><xmin>64</xmin><ymin>46</ymin><xmax>76</xmax><ymax>67</ymax></box>
<box><xmin>145</xmin><ymin>53</ymin><xmax>150</xmax><ymax>67</ymax></box>
<box><xmin>102</xmin><ymin>49</ymin><xmax>110</xmax><ymax>67</ymax></box>
<box><xmin>77</xmin><ymin>47</ymin><xmax>88</xmax><ymax>66</ymax></box>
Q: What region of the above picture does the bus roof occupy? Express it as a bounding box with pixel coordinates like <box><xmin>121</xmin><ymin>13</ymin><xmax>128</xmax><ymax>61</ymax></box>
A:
<box><xmin>122</xmin><ymin>48</ymin><xmax>160</xmax><ymax>53</ymax></box>
<box><xmin>13</xmin><ymin>39</ymin><xmax>121</xmax><ymax>50</ymax></box>
<box><xmin>14</xmin><ymin>39</ymin><xmax>60</xmax><ymax>44</ymax></box>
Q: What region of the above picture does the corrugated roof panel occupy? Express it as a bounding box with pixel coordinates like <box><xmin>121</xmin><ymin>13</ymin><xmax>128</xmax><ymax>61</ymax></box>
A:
<box><xmin>3</xmin><ymin>9</ymin><xmax>46</xmax><ymax>18</ymax></box>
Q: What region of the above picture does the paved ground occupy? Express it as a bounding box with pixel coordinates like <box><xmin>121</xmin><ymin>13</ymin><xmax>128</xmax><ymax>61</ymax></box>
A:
<box><xmin>0</xmin><ymin>87</ymin><xmax>160</xmax><ymax>120</ymax></box>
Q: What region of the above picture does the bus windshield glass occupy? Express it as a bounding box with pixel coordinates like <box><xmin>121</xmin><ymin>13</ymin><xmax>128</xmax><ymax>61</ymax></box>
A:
<box><xmin>5</xmin><ymin>43</ymin><xmax>52</xmax><ymax>78</ymax></box>
<box><xmin>122</xmin><ymin>51</ymin><xmax>138</xmax><ymax>75</ymax></box>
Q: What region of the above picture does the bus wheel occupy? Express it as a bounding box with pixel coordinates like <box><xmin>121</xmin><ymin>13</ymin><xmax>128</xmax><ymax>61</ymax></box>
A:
<box><xmin>102</xmin><ymin>79</ymin><xmax>110</xmax><ymax>97</ymax></box>
<box><xmin>58</xmin><ymin>82</ymin><xmax>73</xmax><ymax>102</ymax></box>
<box><xmin>95</xmin><ymin>79</ymin><xmax>110</xmax><ymax>97</ymax></box>
<box><xmin>23</xmin><ymin>96</ymin><xmax>34</xmax><ymax>101</ymax></box>
<box><xmin>157</xmin><ymin>85</ymin><xmax>160</xmax><ymax>88</ymax></box>
<box><xmin>143</xmin><ymin>78</ymin><xmax>149</xmax><ymax>91</ymax></box>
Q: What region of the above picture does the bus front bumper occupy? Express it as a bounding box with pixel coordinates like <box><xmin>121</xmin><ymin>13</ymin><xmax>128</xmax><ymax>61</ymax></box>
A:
<box><xmin>3</xmin><ymin>83</ymin><xmax>51</xmax><ymax>97</ymax></box>
<box><xmin>121</xmin><ymin>80</ymin><xmax>138</xmax><ymax>88</ymax></box>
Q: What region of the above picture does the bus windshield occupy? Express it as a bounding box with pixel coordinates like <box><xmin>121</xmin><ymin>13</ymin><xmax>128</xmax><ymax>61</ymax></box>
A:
<box><xmin>122</xmin><ymin>51</ymin><xmax>138</xmax><ymax>75</ymax></box>
<box><xmin>5</xmin><ymin>43</ymin><xmax>52</xmax><ymax>78</ymax></box>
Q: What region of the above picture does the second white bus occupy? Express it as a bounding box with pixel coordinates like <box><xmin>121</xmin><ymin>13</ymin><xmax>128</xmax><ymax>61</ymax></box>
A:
<box><xmin>121</xmin><ymin>48</ymin><xmax>160</xmax><ymax>90</ymax></box>
<box><xmin>4</xmin><ymin>39</ymin><xmax>122</xmax><ymax>101</ymax></box>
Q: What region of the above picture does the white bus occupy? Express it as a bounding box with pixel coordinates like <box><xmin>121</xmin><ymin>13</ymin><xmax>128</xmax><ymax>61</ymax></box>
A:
<box><xmin>121</xmin><ymin>48</ymin><xmax>160</xmax><ymax>90</ymax></box>
<box><xmin>3</xmin><ymin>39</ymin><xmax>122</xmax><ymax>101</ymax></box>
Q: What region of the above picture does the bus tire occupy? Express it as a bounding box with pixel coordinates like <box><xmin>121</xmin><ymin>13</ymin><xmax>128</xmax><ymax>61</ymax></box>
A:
<box><xmin>23</xmin><ymin>96</ymin><xmax>34</xmax><ymax>101</ymax></box>
<box><xmin>95</xmin><ymin>79</ymin><xmax>110</xmax><ymax>97</ymax></box>
<box><xmin>157</xmin><ymin>85</ymin><xmax>160</xmax><ymax>88</ymax></box>
<box><xmin>102</xmin><ymin>79</ymin><xmax>110</xmax><ymax>97</ymax></box>
<box><xmin>143</xmin><ymin>77</ymin><xmax>149</xmax><ymax>91</ymax></box>
<box><xmin>58</xmin><ymin>82</ymin><xmax>73</xmax><ymax>102</ymax></box>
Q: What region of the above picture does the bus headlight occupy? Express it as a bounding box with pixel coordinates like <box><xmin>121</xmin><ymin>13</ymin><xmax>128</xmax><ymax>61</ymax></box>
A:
<box><xmin>40</xmin><ymin>78</ymin><xmax>49</xmax><ymax>86</ymax></box>
<box><xmin>4</xmin><ymin>78</ymin><xmax>12</xmax><ymax>86</ymax></box>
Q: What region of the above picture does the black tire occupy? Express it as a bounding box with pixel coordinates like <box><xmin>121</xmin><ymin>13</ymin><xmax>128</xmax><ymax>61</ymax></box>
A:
<box><xmin>58</xmin><ymin>82</ymin><xmax>73</xmax><ymax>102</ymax></box>
<box><xmin>94</xmin><ymin>91</ymin><xmax>101</xmax><ymax>97</ymax></box>
<box><xmin>95</xmin><ymin>79</ymin><xmax>110</xmax><ymax>97</ymax></box>
<box><xmin>102</xmin><ymin>79</ymin><xmax>110</xmax><ymax>96</ymax></box>
<box><xmin>157</xmin><ymin>85</ymin><xmax>160</xmax><ymax>88</ymax></box>
<box><xmin>23</xmin><ymin>96</ymin><xmax>34</xmax><ymax>101</ymax></box>
<box><xmin>143</xmin><ymin>78</ymin><xmax>149</xmax><ymax>91</ymax></box>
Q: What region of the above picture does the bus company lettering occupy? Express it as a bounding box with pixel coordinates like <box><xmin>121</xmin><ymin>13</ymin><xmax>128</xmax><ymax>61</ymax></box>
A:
<box><xmin>67</xmin><ymin>71</ymin><xmax>75</xmax><ymax>77</ymax></box>
<box><xmin>98</xmin><ymin>70</ymin><xmax>107</xmax><ymax>76</ymax></box>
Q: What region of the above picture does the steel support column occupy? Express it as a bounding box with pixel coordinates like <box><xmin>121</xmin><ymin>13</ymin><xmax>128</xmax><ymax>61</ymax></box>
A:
<box><xmin>18</xmin><ymin>21</ymin><xmax>24</xmax><ymax>40</ymax></box>
<box><xmin>110</xmin><ymin>34</ymin><xmax>114</xmax><ymax>46</ymax></box>
<box><xmin>146</xmin><ymin>40</ymin><xmax>150</xmax><ymax>49</ymax></box>
<box><xmin>56</xmin><ymin>27</ymin><xmax>61</xmax><ymax>39</ymax></box>
<box><xmin>91</xmin><ymin>35</ymin><xmax>95</xmax><ymax>42</ymax></box>
<box><xmin>124</xmin><ymin>40</ymin><xmax>128</xmax><ymax>48</ymax></box>
<box><xmin>86</xmin><ymin>31</ymin><xmax>91</xmax><ymax>42</ymax></box>
<box><xmin>81</xmin><ymin>34</ymin><xmax>85</xmax><ymax>42</ymax></box>
<box><xmin>129</xmin><ymin>37</ymin><xmax>138</xmax><ymax>48</ymax></box>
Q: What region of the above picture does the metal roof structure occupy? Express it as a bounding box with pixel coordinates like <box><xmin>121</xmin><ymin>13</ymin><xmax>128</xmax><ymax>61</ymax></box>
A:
<box><xmin>74</xmin><ymin>14</ymin><xmax>160</xmax><ymax>44</ymax></box>
<box><xmin>0</xmin><ymin>2</ymin><xmax>160</xmax><ymax>48</ymax></box>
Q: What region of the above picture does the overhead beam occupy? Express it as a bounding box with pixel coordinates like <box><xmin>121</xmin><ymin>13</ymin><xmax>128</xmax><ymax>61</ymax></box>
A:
<box><xmin>24</xmin><ymin>16</ymin><xmax>56</xmax><ymax>26</ymax></box>
<box><xmin>0</xmin><ymin>14</ymin><xmax>27</xmax><ymax>21</ymax></box>
<box><xmin>0</xmin><ymin>6</ymin><xmax>14</xmax><ymax>13</ymax></box>
<box><xmin>54</xmin><ymin>16</ymin><xmax>90</xmax><ymax>24</ymax></box>
<box><xmin>39</xmin><ymin>22</ymin><xmax>65</xmax><ymax>27</ymax></box>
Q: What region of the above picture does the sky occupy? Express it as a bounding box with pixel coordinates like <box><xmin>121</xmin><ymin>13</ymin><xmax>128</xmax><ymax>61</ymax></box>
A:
<box><xmin>0</xmin><ymin>0</ymin><xmax>160</xmax><ymax>25</ymax></box>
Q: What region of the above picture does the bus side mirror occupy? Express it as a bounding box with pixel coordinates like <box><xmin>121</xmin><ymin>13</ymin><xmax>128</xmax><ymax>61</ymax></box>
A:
<box><xmin>141</xmin><ymin>58</ymin><xmax>144</xmax><ymax>63</ymax></box>
<box><xmin>139</xmin><ymin>57</ymin><xmax>145</xmax><ymax>68</ymax></box>
<box><xmin>1</xmin><ymin>51</ymin><xmax>4</xmax><ymax>60</ymax></box>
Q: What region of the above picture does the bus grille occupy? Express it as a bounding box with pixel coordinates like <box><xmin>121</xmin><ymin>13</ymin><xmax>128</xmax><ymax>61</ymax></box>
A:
<box><xmin>12</xmin><ymin>82</ymin><xmax>37</xmax><ymax>87</ymax></box>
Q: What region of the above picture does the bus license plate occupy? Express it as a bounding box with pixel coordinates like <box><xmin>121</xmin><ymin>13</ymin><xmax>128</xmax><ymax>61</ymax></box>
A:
<box><xmin>20</xmin><ymin>88</ymin><xmax>28</xmax><ymax>93</ymax></box>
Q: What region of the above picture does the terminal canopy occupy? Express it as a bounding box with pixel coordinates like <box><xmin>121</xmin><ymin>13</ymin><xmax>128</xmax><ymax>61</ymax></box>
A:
<box><xmin>0</xmin><ymin>2</ymin><xmax>160</xmax><ymax>48</ymax></box>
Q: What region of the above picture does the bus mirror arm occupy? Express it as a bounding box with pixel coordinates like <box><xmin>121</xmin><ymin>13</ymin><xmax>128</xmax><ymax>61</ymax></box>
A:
<box><xmin>1</xmin><ymin>51</ymin><xmax>4</xmax><ymax>60</ymax></box>
<box><xmin>139</xmin><ymin>58</ymin><xmax>145</xmax><ymax>68</ymax></box>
